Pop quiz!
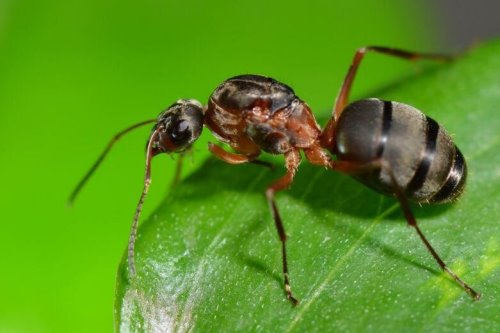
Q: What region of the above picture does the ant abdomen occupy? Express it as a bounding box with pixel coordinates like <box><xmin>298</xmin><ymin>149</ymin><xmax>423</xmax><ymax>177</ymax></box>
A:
<box><xmin>334</xmin><ymin>98</ymin><xmax>467</xmax><ymax>204</ymax></box>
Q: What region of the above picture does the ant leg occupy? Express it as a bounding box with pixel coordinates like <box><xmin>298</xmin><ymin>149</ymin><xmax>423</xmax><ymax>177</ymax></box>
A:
<box><xmin>384</xmin><ymin>165</ymin><xmax>481</xmax><ymax>300</ymax></box>
<box><xmin>266</xmin><ymin>149</ymin><xmax>301</xmax><ymax>305</ymax></box>
<box><xmin>320</xmin><ymin>47</ymin><xmax>452</xmax><ymax>148</ymax></box>
<box><xmin>335</xmin><ymin>47</ymin><xmax>452</xmax><ymax>119</ymax></box>
<box><xmin>171</xmin><ymin>153</ymin><xmax>184</xmax><ymax>187</ymax></box>
<box><xmin>208</xmin><ymin>142</ymin><xmax>258</xmax><ymax>164</ymax></box>
<box><xmin>303</xmin><ymin>143</ymin><xmax>334</xmax><ymax>168</ymax></box>
<box><xmin>208</xmin><ymin>142</ymin><xmax>272</xmax><ymax>169</ymax></box>
<box><xmin>328</xmin><ymin>159</ymin><xmax>480</xmax><ymax>300</ymax></box>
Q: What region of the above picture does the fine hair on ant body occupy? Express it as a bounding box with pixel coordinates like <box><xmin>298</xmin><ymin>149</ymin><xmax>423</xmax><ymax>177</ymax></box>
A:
<box><xmin>70</xmin><ymin>46</ymin><xmax>480</xmax><ymax>305</ymax></box>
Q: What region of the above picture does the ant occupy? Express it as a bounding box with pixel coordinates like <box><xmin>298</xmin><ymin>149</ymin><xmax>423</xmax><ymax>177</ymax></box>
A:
<box><xmin>70</xmin><ymin>46</ymin><xmax>480</xmax><ymax>305</ymax></box>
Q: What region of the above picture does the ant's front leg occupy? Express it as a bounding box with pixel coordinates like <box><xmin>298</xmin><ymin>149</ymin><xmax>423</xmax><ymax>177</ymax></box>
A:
<box><xmin>207</xmin><ymin>142</ymin><xmax>273</xmax><ymax>169</ymax></box>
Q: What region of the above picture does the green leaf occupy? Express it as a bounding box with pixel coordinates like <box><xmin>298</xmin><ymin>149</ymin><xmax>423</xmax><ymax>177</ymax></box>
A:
<box><xmin>116</xmin><ymin>41</ymin><xmax>500</xmax><ymax>332</ymax></box>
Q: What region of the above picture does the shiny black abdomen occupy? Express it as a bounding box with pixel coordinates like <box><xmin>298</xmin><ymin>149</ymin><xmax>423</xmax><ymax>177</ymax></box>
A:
<box><xmin>334</xmin><ymin>98</ymin><xmax>467</xmax><ymax>204</ymax></box>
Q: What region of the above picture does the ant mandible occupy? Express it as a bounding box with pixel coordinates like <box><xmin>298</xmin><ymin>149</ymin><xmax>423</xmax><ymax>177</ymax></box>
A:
<box><xmin>70</xmin><ymin>46</ymin><xmax>480</xmax><ymax>305</ymax></box>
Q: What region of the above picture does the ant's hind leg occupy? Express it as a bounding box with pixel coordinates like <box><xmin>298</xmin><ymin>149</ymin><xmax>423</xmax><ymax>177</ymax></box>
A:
<box><xmin>329</xmin><ymin>158</ymin><xmax>480</xmax><ymax>300</ymax></box>
<box><xmin>384</xmin><ymin>164</ymin><xmax>481</xmax><ymax>300</ymax></box>
<box><xmin>321</xmin><ymin>47</ymin><xmax>452</xmax><ymax>148</ymax></box>
<box><xmin>265</xmin><ymin>149</ymin><xmax>301</xmax><ymax>305</ymax></box>
<box><xmin>334</xmin><ymin>47</ymin><xmax>453</xmax><ymax>120</ymax></box>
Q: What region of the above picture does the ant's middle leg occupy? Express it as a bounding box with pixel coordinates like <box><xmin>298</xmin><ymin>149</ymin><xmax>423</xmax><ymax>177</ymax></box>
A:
<box><xmin>265</xmin><ymin>149</ymin><xmax>301</xmax><ymax>305</ymax></box>
<box><xmin>209</xmin><ymin>142</ymin><xmax>300</xmax><ymax>304</ymax></box>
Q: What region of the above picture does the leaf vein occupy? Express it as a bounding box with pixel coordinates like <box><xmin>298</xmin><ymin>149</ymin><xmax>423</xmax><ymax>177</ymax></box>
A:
<box><xmin>285</xmin><ymin>203</ymin><xmax>400</xmax><ymax>333</ymax></box>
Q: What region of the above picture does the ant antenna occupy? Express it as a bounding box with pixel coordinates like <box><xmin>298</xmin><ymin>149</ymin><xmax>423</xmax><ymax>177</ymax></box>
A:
<box><xmin>68</xmin><ymin>119</ymin><xmax>156</xmax><ymax>206</ymax></box>
<box><xmin>127</xmin><ymin>127</ymin><xmax>160</xmax><ymax>276</ymax></box>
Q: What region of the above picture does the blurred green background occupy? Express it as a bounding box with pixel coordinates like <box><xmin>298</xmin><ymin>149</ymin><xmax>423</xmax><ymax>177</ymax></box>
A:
<box><xmin>0</xmin><ymin>1</ymin><xmax>448</xmax><ymax>332</ymax></box>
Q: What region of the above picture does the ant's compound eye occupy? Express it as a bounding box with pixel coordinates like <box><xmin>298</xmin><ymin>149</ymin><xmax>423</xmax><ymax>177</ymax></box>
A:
<box><xmin>151</xmin><ymin>99</ymin><xmax>204</xmax><ymax>154</ymax></box>
<box><xmin>170</xmin><ymin>119</ymin><xmax>192</xmax><ymax>145</ymax></box>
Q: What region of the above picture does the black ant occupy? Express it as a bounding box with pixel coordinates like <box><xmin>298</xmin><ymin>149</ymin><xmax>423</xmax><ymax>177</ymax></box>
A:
<box><xmin>70</xmin><ymin>46</ymin><xmax>480</xmax><ymax>305</ymax></box>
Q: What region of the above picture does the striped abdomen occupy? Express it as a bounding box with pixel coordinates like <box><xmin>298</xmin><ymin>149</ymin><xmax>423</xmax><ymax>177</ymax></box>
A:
<box><xmin>334</xmin><ymin>98</ymin><xmax>467</xmax><ymax>204</ymax></box>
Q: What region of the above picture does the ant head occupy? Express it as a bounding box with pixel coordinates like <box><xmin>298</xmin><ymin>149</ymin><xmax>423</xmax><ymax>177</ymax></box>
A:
<box><xmin>150</xmin><ymin>99</ymin><xmax>204</xmax><ymax>156</ymax></box>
